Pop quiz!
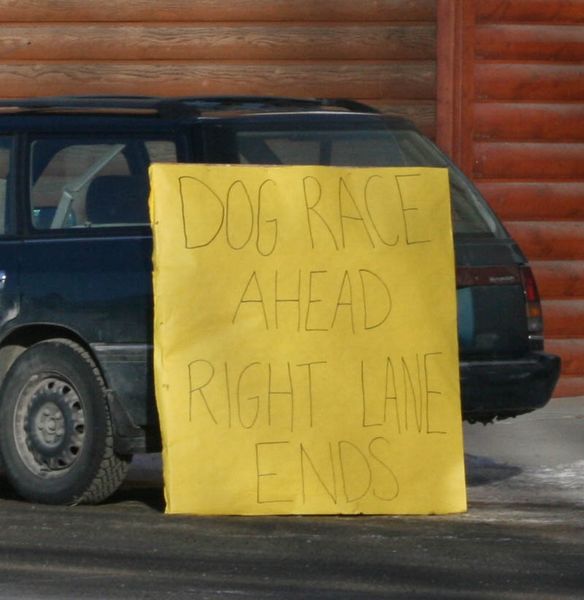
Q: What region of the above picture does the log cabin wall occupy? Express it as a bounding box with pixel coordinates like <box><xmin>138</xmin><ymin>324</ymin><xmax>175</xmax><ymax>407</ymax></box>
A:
<box><xmin>437</xmin><ymin>0</ymin><xmax>584</xmax><ymax>397</ymax></box>
<box><xmin>0</xmin><ymin>0</ymin><xmax>437</xmax><ymax>135</ymax></box>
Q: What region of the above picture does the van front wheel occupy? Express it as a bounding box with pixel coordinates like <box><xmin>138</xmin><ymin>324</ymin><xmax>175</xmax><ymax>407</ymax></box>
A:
<box><xmin>0</xmin><ymin>339</ymin><xmax>130</xmax><ymax>505</ymax></box>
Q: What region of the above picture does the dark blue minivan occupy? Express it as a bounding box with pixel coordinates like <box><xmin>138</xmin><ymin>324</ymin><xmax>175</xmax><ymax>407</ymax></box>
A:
<box><xmin>0</xmin><ymin>97</ymin><xmax>560</xmax><ymax>504</ymax></box>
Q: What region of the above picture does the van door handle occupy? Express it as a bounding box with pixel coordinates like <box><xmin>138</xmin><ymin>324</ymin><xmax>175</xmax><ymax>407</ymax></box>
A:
<box><xmin>0</xmin><ymin>271</ymin><xmax>7</xmax><ymax>290</ymax></box>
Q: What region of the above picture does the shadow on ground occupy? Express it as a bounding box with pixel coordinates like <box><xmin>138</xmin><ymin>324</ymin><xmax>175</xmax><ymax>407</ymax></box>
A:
<box><xmin>464</xmin><ymin>454</ymin><xmax>522</xmax><ymax>487</ymax></box>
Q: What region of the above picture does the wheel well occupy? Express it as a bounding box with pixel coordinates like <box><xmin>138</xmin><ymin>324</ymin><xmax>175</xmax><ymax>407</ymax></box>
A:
<box><xmin>0</xmin><ymin>325</ymin><xmax>101</xmax><ymax>391</ymax></box>
<box><xmin>0</xmin><ymin>325</ymin><xmax>149</xmax><ymax>454</ymax></box>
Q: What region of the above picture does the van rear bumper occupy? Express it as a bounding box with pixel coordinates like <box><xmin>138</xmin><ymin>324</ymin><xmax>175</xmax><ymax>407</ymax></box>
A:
<box><xmin>460</xmin><ymin>352</ymin><xmax>561</xmax><ymax>422</ymax></box>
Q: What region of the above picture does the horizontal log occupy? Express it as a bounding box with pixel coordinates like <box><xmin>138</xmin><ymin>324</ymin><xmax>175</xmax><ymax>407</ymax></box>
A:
<box><xmin>532</xmin><ymin>261</ymin><xmax>584</xmax><ymax>299</ymax></box>
<box><xmin>0</xmin><ymin>0</ymin><xmax>437</xmax><ymax>23</ymax></box>
<box><xmin>475</xmin><ymin>103</ymin><xmax>584</xmax><ymax>142</ymax></box>
<box><xmin>0</xmin><ymin>24</ymin><xmax>436</xmax><ymax>61</ymax></box>
<box><xmin>475</xmin><ymin>64</ymin><xmax>584</xmax><ymax>101</ymax></box>
<box><xmin>477</xmin><ymin>0</ymin><xmax>584</xmax><ymax>24</ymax></box>
<box><xmin>476</xmin><ymin>24</ymin><xmax>584</xmax><ymax>61</ymax></box>
<box><xmin>363</xmin><ymin>100</ymin><xmax>436</xmax><ymax>135</ymax></box>
<box><xmin>0</xmin><ymin>62</ymin><xmax>436</xmax><ymax>101</ymax></box>
<box><xmin>552</xmin><ymin>376</ymin><xmax>584</xmax><ymax>398</ymax></box>
<box><xmin>478</xmin><ymin>182</ymin><xmax>584</xmax><ymax>221</ymax></box>
<box><xmin>545</xmin><ymin>339</ymin><xmax>584</xmax><ymax>375</ymax></box>
<box><xmin>474</xmin><ymin>142</ymin><xmax>584</xmax><ymax>180</ymax></box>
<box><xmin>542</xmin><ymin>299</ymin><xmax>584</xmax><ymax>338</ymax></box>
<box><xmin>506</xmin><ymin>222</ymin><xmax>584</xmax><ymax>261</ymax></box>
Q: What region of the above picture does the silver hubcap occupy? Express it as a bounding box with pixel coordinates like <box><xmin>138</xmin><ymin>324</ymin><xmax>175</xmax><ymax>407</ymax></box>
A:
<box><xmin>35</xmin><ymin>401</ymin><xmax>66</xmax><ymax>446</ymax></box>
<box><xmin>14</xmin><ymin>376</ymin><xmax>86</xmax><ymax>477</ymax></box>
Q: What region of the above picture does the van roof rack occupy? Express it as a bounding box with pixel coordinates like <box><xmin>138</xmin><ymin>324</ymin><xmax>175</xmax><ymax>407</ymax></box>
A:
<box><xmin>0</xmin><ymin>95</ymin><xmax>381</xmax><ymax>117</ymax></box>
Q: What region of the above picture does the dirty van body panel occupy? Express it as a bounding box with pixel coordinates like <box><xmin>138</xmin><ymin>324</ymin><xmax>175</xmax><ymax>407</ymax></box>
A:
<box><xmin>17</xmin><ymin>234</ymin><xmax>153</xmax><ymax>425</ymax></box>
<box><xmin>0</xmin><ymin>240</ymin><xmax>23</xmax><ymax>363</ymax></box>
<box><xmin>0</xmin><ymin>136</ymin><xmax>22</xmax><ymax>355</ymax></box>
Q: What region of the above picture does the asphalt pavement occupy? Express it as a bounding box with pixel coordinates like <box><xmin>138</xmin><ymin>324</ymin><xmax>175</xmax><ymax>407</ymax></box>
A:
<box><xmin>0</xmin><ymin>397</ymin><xmax>581</xmax><ymax>599</ymax></box>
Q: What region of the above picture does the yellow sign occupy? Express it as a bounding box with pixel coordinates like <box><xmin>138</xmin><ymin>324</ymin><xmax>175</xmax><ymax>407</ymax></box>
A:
<box><xmin>149</xmin><ymin>164</ymin><xmax>466</xmax><ymax>515</ymax></box>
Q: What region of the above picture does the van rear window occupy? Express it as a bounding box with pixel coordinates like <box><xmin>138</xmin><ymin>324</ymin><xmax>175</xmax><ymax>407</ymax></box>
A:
<box><xmin>205</xmin><ymin>120</ymin><xmax>504</xmax><ymax>238</ymax></box>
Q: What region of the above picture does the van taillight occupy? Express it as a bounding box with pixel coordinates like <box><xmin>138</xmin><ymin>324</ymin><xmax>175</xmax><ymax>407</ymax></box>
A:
<box><xmin>519</xmin><ymin>265</ymin><xmax>544</xmax><ymax>350</ymax></box>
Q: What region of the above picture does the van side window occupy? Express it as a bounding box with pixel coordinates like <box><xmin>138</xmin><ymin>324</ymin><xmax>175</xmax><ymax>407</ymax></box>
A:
<box><xmin>0</xmin><ymin>137</ymin><xmax>12</xmax><ymax>234</ymax></box>
<box><xmin>29</xmin><ymin>138</ymin><xmax>177</xmax><ymax>229</ymax></box>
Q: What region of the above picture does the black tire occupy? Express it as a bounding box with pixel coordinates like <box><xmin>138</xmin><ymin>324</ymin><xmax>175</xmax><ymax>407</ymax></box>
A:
<box><xmin>0</xmin><ymin>339</ymin><xmax>130</xmax><ymax>505</ymax></box>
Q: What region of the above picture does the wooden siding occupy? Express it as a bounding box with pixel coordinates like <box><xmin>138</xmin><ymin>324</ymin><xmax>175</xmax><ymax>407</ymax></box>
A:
<box><xmin>438</xmin><ymin>0</ymin><xmax>584</xmax><ymax>397</ymax></box>
<box><xmin>506</xmin><ymin>223</ymin><xmax>584</xmax><ymax>261</ymax></box>
<box><xmin>0</xmin><ymin>0</ymin><xmax>437</xmax><ymax>135</ymax></box>
<box><xmin>476</xmin><ymin>1</ymin><xmax>584</xmax><ymax>23</ymax></box>
<box><xmin>476</xmin><ymin>24</ymin><xmax>584</xmax><ymax>61</ymax></box>
<box><xmin>475</xmin><ymin>104</ymin><xmax>584</xmax><ymax>142</ymax></box>
<box><xmin>478</xmin><ymin>182</ymin><xmax>584</xmax><ymax>221</ymax></box>
<box><xmin>0</xmin><ymin>24</ymin><xmax>434</xmax><ymax>61</ymax></box>
<box><xmin>0</xmin><ymin>0</ymin><xmax>437</xmax><ymax>22</ymax></box>
<box><xmin>533</xmin><ymin>262</ymin><xmax>584</xmax><ymax>299</ymax></box>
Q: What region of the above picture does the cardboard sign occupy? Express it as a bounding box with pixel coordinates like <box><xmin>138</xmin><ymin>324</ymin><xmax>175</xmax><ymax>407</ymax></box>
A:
<box><xmin>149</xmin><ymin>164</ymin><xmax>467</xmax><ymax>515</ymax></box>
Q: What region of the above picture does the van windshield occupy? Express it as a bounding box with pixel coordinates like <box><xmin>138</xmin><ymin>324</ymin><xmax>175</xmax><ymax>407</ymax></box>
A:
<box><xmin>204</xmin><ymin>118</ymin><xmax>504</xmax><ymax>238</ymax></box>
